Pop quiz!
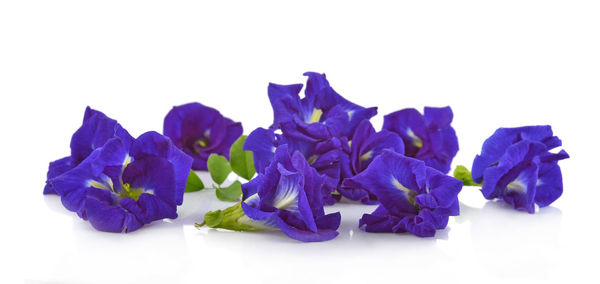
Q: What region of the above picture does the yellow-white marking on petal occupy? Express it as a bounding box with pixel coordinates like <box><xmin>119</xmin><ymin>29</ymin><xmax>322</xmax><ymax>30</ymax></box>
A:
<box><xmin>406</xmin><ymin>128</ymin><xmax>423</xmax><ymax>148</ymax></box>
<box><xmin>273</xmin><ymin>181</ymin><xmax>300</xmax><ymax>212</ymax></box>
<box><xmin>347</xmin><ymin>110</ymin><xmax>355</xmax><ymax>120</ymax></box>
<box><xmin>238</xmin><ymin>215</ymin><xmax>279</xmax><ymax>230</ymax></box>
<box><xmin>507</xmin><ymin>179</ymin><xmax>527</xmax><ymax>193</ymax></box>
<box><xmin>360</xmin><ymin>151</ymin><xmax>373</xmax><ymax>162</ymax></box>
<box><xmin>87</xmin><ymin>180</ymin><xmax>109</xmax><ymax>190</ymax></box>
<box><xmin>392</xmin><ymin>177</ymin><xmax>417</xmax><ymax>205</ymax></box>
<box><xmin>310</xmin><ymin>108</ymin><xmax>323</xmax><ymax>123</ymax></box>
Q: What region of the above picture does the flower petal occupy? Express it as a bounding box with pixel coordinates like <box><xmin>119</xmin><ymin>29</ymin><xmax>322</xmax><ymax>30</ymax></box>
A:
<box><xmin>276</xmin><ymin>213</ymin><xmax>339</xmax><ymax>242</ymax></box>
<box><xmin>122</xmin><ymin>156</ymin><xmax>178</xmax><ymax>207</ymax></box>
<box><xmin>84</xmin><ymin>188</ymin><xmax>143</xmax><ymax>233</ymax></box>
<box><xmin>383</xmin><ymin>108</ymin><xmax>428</xmax><ymax>157</ymax></box>
<box><xmin>534</xmin><ymin>162</ymin><xmax>564</xmax><ymax>207</ymax></box>
<box><xmin>244</xmin><ymin>128</ymin><xmax>279</xmax><ymax>174</ymax></box>
<box><xmin>268</xmin><ymin>83</ymin><xmax>304</xmax><ymax>128</ymax></box>
<box><xmin>44</xmin><ymin>156</ymin><xmax>72</xmax><ymax>194</ymax></box>
<box><xmin>130</xmin><ymin>131</ymin><xmax>193</xmax><ymax>205</ymax></box>
<box><xmin>350</xmin><ymin>151</ymin><xmax>425</xmax><ymax>216</ymax></box>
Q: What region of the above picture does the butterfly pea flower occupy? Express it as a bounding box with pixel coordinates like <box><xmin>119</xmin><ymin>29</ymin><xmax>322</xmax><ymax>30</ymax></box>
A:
<box><xmin>349</xmin><ymin>150</ymin><xmax>462</xmax><ymax>237</ymax></box>
<box><xmin>339</xmin><ymin>120</ymin><xmax>405</xmax><ymax>204</ymax></box>
<box><xmin>203</xmin><ymin>145</ymin><xmax>341</xmax><ymax>242</ymax></box>
<box><xmin>383</xmin><ymin>106</ymin><xmax>458</xmax><ymax>174</ymax></box>
<box><xmin>471</xmin><ymin>126</ymin><xmax>569</xmax><ymax>213</ymax></box>
<box><xmin>164</xmin><ymin>102</ymin><xmax>243</xmax><ymax>171</ymax></box>
<box><xmin>244</xmin><ymin>127</ymin><xmax>347</xmax><ymax>204</ymax></box>
<box><xmin>44</xmin><ymin>107</ymin><xmax>134</xmax><ymax>194</ymax></box>
<box><xmin>49</xmin><ymin>131</ymin><xmax>193</xmax><ymax>232</ymax></box>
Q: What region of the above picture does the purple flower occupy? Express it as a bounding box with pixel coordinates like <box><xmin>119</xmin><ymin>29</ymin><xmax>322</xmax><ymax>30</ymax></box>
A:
<box><xmin>383</xmin><ymin>106</ymin><xmax>458</xmax><ymax>174</ymax></box>
<box><xmin>349</xmin><ymin>150</ymin><xmax>462</xmax><ymax>237</ymax></box>
<box><xmin>472</xmin><ymin>126</ymin><xmax>569</xmax><ymax>213</ymax></box>
<box><xmin>49</xmin><ymin>131</ymin><xmax>193</xmax><ymax>232</ymax></box>
<box><xmin>239</xmin><ymin>145</ymin><xmax>341</xmax><ymax>242</ymax></box>
<box><xmin>339</xmin><ymin>120</ymin><xmax>405</xmax><ymax>204</ymax></box>
<box><xmin>244</xmin><ymin>127</ymin><xmax>347</xmax><ymax>204</ymax></box>
<box><xmin>44</xmin><ymin>107</ymin><xmax>134</xmax><ymax>194</ymax></box>
<box><xmin>164</xmin><ymin>102</ymin><xmax>243</xmax><ymax>171</ymax></box>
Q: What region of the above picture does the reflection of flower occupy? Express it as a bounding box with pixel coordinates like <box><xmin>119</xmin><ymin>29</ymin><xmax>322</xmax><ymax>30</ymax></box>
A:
<box><xmin>49</xmin><ymin>131</ymin><xmax>193</xmax><ymax>232</ymax></box>
<box><xmin>338</xmin><ymin>120</ymin><xmax>405</xmax><ymax>204</ymax></box>
<box><xmin>44</xmin><ymin>107</ymin><xmax>133</xmax><ymax>195</ymax></box>
<box><xmin>383</xmin><ymin>106</ymin><xmax>458</xmax><ymax>174</ymax></box>
<box><xmin>472</xmin><ymin>126</ymin><xmax>569</xmax><ymax>213</ymax></box>
<box><xmin>239</xmin><ymin>145</ymin><xmax>341</xmax><ymax>242</ymax></box>
<box><xmin>164</xmin><ymin>102</ymin><xmax>242</xmax><ymax>170</ymax></box>
<box><xmin>349</xmin><ymin>150</ymin><xmax>462</xmax><ymax>237</ymax></box>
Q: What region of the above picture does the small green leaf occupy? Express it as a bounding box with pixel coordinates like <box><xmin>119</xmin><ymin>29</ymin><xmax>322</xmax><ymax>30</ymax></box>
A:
<box><xmin>195</xmin><ymin>202</ymin><xmax>273</xmax><ymax>232</ymax></box>
<box><xmin>453</xmin><ymin>165</ymin><xmax>481</xmax><ymax>186</ymax></box>
<box><xmin>229</xmin><ymin>135</ymin><xmax>256</xmax><ymax>180</ymax></box>
<box><xmin>184</xmin><ymin>170</ymin><xmax>205</xmax><ymax>192</ymax></box>
<box><xmin>207</xmin><ymin>154</ymin><xmax>232</xmax><ymax>185</ymax></box>
<box><xmin>216</xmin><ymin>180</ymin><xmax>242</xmax><ymax>202</ymax></box>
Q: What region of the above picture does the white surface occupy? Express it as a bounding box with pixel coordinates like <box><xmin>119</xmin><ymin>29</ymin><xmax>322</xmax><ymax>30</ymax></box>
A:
<box><xmin>1</xmin><ymin>1</ymin><xmax>598</xmax><ymax>283</ymax></box>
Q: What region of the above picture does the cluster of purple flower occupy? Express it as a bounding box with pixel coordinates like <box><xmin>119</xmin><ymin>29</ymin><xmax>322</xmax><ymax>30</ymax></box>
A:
<box><xmin>239</xmin><ymin>72</ymin><xmax>462</xmax><ymax>239</ymax></box>
<box><xmin>44</xmin><ymin>72</ymin><xmax>569</xmax><ymax>242</ymax></box>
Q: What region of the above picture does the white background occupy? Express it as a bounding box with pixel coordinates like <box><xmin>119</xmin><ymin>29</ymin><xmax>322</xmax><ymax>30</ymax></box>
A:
<box><xmin>1</xmin><ymin>1</ymin><xmax>598</xmax><ymax>283</ymax></box>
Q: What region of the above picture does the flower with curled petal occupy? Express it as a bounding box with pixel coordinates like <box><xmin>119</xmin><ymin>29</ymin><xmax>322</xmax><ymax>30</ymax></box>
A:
<box><xmin>200</xmin><ymin>145</ymin><xmax>341</xmax><ymax>242</ymax></box>
<box><xmin>243</xmin><ymin>127</ymin><xmax>347</xmax><ymax>204</ymax></box>
<box><xmin>49</xmin><ymin>131</ymin><xmax>193</xmax><ymax>232</ymax></box>
<box><xmin>164</xmin><ymin>102</ymin><xmax>243</xmax><ymax>171</ymax></box>
<box><xmin>470</xmin><ymin>126</ymin><xmax>569</xmax><ymax>213</ymax></box>
<box><xmin>44</xmin><ymin>107</ymin><xmax>133</xmax><ymax>195</ymax></box>
<box><xmin>383</xmin><ymin>106</ymin><xmax>458</xmax><ymax>174</ymax></box>
<box><xmin>349</xmin><ymin>150</ymin><xmax>462</xmax><ymax>237</ymax></box>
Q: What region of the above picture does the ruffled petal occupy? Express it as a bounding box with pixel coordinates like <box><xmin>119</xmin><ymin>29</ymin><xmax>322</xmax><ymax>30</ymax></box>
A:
<box><xmin>383</xmin><ymin>108</ymin><xmax>428</xmax><ymax>157</ymax></box>
<box><xmin>44</xmin><ymin>156</ymin><xmax>72</xmax><ymax>194</ymax></box>
<box><xmin>84</xmin><ymin>188</ymin><xmax>143</xmax><ymax>233</ymax></box>
<box><xmin>276</xmin><ymin>213</ymin><xmax>339</xmax><ymax>242</ymax></box>
<box><xmin>424</xmin><ymin>167</ymin><xmax>463</xmax><ymax>208</ymax></box>
<box><xmin>70</xmin><ymin>107</ymin><xmax>133</xmax><ymax>166</ymax></box>
<box><xmin>268</xmin><ymin>83</ymin><xmax>304</xmax><ymax>128</ymax></box>
<box><xmin>424</xmin><ymin>106</ymin><xmax>453</xmax><ymax>129</ymax></box>
<box><xmin>130</xmin><ymin>131</ymin><xmax>193</xmax><ymax>205</ymax></box>
<box><xmin>359</xmin><ymin>205</ymin><xmax>399</xmax><ymax>233</ymax></box>
<box><xmin>244</xmin><ymin>128</ymin><xmax>278</xmax><ymax>174</ymax></box>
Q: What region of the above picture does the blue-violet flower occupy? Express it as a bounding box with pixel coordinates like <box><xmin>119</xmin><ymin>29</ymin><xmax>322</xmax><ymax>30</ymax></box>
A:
<box><xmin>471</xmin><ymin>126</ymin><xmax>569</xmax><ymax>213</ymax></box>
<box><xmin>164</xmin><ymin>102</ymin><xmax>243</xmax><ymax>171</ymax></box>
<box><xmin>349</xmin><ymin>150</ymin><xmax>462</xmax><ymax>237</ymax></box>
<box><xmin>383</xmin><ymin>106</ymin><xmax>458</xmax><ymax>174</ymax></box>
<box><xmin>201</xmin><ymin>145</ymin><xmax>341</xmax><ymax>242</ymax></box>
<box><xmin>49</xmin><ymin>131</ymin><xmax>193</xmax><ymax>232</ymax></box>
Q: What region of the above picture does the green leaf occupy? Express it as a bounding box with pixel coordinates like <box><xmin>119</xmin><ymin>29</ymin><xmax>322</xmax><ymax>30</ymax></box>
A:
<box><xmin>216</xmin><ymin>180</ymin><xmax>243</xmax><ymax>202</ymax></box>
<box><xmin>207</xmin><ymin>154</ymin><xmax>232</xmax><ymax>185</ymax></box>
<box><xmin>195</xmin><ymin>202</ymin><xmax>274</xmax><ymax>232</ymax></box>
<box><xmin>453</xmin><ymin>165</ymin><xmax>481</xmax><ymax>186</ymax></box>
<box><xmin>184</xmin><ymin>170</ymin><xmax>205</xmax><ymax>192</ymax></box>
<box><xmin>229</xmin><ymin>135</ymin><xmax>256</xmax><ymax>180</ymax></box>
